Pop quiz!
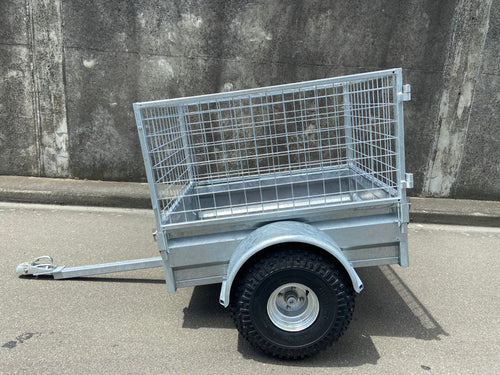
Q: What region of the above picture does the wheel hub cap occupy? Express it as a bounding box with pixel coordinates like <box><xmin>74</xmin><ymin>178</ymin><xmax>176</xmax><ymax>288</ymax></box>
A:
<box><xmin>267</xmin><ymin>283</ymin><xmax>319</xmax><ymax>332</ymax></box>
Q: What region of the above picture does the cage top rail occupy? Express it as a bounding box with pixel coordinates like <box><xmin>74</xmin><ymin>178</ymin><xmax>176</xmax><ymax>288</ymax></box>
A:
<box><xmin>133</xmin><ymin>68</ymin><xmax>402</xmax><ymax>109</ymax></box>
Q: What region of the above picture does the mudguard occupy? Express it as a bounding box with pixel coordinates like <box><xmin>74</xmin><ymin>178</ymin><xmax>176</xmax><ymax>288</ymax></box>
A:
<box><xmin>219</xmin><ymin>221</ymin><xmax>364</xmax><ymax>307</ymax></box>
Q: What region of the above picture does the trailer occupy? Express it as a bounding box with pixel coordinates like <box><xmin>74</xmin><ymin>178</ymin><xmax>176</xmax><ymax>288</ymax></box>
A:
<box><xmin>17</xmin><ymin>68</ymin><xmax>412</xmax><ymax>359</ymax></box>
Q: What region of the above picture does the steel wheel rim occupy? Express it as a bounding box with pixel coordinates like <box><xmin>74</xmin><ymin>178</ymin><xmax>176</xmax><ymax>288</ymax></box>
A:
<box><xmin>267</xmin><ymin>282</ymin><xmax>320</xmax><ymax>332</ymax></box>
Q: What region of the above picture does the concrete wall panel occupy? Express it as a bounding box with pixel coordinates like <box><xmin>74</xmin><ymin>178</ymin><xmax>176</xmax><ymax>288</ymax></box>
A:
<box><xmin>0</xmin><ymin>1</ymin><xmax>28</xmax><ymax>45</ymax></box>
<box><xmin>0</xmin><ymin>0</ymin><xmax>498</xmax><ymax>199</ymax></box>
<box><xmin>454</xmin><ymin>1</ymin><xmax>500</xmax><ymax>199</ymax></box>
<box><xmin>0</xmin><ymin>2</ymin><xmax>37</xmax><ymax>175</ymax></box>
<box><xmin>65</xmin><ymin>49</ymin><xmax>142</xmax><ymax>180</ymax></box>
<box><xmin>0</xmin><ymin>45</ymin><xmax>38</xmax><ymax>175</ymax></box>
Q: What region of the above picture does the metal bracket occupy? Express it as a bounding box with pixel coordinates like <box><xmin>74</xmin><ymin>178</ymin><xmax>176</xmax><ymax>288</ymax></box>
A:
<box><xmin>398</xmin><ymin>201</ymin><xmax>410</xmax><ymax>225</ymax></box>
<box><xmin>405</xmin><ymin>173</ymin><xmax>414</xmax><ymax>189</ymax></box>
<box><xmin>398</xmin><ymin>84</ymin><xmax>411</xmax><ymax>102</ymax></box>
<box><xmin>397</xmin><ymin>173</ymin><xmax>412</xmax><ymax>229</ymax></box>
<box><xmin>400</xmin><ymin>173</ymin><xmax>414</xmax><ymax>190</ymax></box>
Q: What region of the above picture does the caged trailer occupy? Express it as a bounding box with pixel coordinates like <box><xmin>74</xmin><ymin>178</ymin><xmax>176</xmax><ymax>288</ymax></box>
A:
<box><xmin>17</xmin><ymin>68</ymin><xmax>413</xmax><ymax>359</ymax></box>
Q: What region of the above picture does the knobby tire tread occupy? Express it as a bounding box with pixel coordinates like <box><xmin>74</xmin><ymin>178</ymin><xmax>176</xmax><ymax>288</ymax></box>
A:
<box><xmin>231</xmin><ymin>249</ymin><xmax>355</xmax><ymax>359</ymax></box>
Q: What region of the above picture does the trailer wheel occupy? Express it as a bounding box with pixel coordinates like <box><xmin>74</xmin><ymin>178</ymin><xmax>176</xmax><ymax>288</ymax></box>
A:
<box><xmin>231</xmin><ymin>249</ymin><xmax>355</xmax><ymax>359</ymax></box>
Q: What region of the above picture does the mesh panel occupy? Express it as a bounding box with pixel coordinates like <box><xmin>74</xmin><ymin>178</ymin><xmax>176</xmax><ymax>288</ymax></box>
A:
<box><xmin>136</xmin><ymin>70</ymin><xmax>402</xmax><ymax>225</ymax></box>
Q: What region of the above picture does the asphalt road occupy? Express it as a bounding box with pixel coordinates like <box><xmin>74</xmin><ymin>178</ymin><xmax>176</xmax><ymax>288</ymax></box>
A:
<box><xmin>1</xmin><ymin>202</ymin><xmax>499</xmax><ymax>374</ymax></box>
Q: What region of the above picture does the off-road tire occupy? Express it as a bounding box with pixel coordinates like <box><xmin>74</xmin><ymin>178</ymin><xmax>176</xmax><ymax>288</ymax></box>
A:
<box><xmin>231</xmin><ymin>248</ymin><xmax>355</xmax><ymax>359</ymax></box>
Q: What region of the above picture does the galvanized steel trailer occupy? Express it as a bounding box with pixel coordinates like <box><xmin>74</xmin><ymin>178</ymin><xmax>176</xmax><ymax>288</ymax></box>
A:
<box><xmin>17</xmin><ymin>68</ymin><xmax>412</xmax><ymax>359</ymax></box>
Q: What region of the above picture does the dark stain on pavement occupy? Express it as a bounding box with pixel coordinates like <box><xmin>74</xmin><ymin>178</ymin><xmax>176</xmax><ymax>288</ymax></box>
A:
<box><xmin>2</xmin><ymin>332</ymin><xmax>41</xmax><ymax>349</ymax></box>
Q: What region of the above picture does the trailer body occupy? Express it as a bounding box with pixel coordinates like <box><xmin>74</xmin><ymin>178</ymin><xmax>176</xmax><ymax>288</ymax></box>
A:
<box><xmin>133</xmin><ymin>68</ymin><xmax>412</xmax><ymax>302</ymax></box>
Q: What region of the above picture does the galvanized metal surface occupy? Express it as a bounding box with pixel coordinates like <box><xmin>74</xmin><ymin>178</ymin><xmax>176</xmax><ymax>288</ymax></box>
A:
<box><xmin>134</xmin><ymin>68</ymin><xmax>410</xmax><ymax>228</ymax></box>
<box><xmin>219</xmin><ymin>220</ymin><xmax>365</xmax><ymax>307</ymax></box>
<box><xmin>132</xmin><ymin>68</ymin><xmax>412</xmax><ymax>296</ymax></box>
<box><xmin>51</xmin><ymin>257</ymin><xmax>163</xmax><ymax>279</ymax></box>
<box><xmin>267</xmin><ymin>282</ymin><xmax>320</xmax><ymax>332</ymax></box>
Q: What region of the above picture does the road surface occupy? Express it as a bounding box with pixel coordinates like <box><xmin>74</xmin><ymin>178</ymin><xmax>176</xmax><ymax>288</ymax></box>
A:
<box><xmin>1</xmin><ymin>202</ymin><xmax>499</xmax><ymax>374</ymax></box>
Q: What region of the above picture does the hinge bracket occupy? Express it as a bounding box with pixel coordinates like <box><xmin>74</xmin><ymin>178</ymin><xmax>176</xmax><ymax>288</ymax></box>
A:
<box><xmin>398</xmin><ymin>84</ymin><xmax>411</xmax><ymax>102</ymax></box>
<box><xmin>405</xmin><ymin>173</ymin><xmax>414</xmax><ymax>189</ymax></box>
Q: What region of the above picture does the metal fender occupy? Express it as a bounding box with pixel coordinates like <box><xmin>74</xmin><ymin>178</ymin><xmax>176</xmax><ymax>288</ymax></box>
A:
<box><xmin>219</xmin><ymin>221</ymin><xmax>364</xmax><ymax>307</ymax></box>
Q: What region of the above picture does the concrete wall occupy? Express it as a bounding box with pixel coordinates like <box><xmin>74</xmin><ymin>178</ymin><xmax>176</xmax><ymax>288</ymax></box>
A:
<box><xmin>1</xmin><ymin>0</ymin><xmax>498</xmax><ymax>200</ymax></box>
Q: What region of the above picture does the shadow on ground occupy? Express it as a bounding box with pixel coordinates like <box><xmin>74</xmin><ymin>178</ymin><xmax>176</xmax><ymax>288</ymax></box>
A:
<box><xmin>181</xmin><ymin>265</ymin><xmax>448</xmax><ymax>367</ymax></box>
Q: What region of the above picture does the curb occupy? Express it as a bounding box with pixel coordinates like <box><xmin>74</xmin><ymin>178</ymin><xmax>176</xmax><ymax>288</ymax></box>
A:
<box><xmin>1</xmin><ymin>176</ymin><xmax>499</xmax><ymax>227</ymax></box>
<box><xmin>409</xmin><ymin>197</ymin><xmax>500</xmax><ymax>227</ymax></box>
<box><xmin>0</xmin><ymin>176</ymin><xmax>151</xmax><ymax>209</ymax></box>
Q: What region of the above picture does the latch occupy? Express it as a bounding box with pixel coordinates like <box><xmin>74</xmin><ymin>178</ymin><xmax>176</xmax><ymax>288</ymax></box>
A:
<box><xmin>398</xmin><ymin>199</ymin><xmax>411</xmax><ymax>228</ymax></box>
<box><xmin>398</xmin><ymin>84</ymin><xmax>411</xmax><ymax>102</ymax></box>
<box><xmin>405</xmin><ymin>173</ymin><xmax>414</xmax><ymax>189</ymax></box>
<box><xmin>399</xmin><ymin>173</ymin><xmax>414</xmax><ymax>190</ymax></box>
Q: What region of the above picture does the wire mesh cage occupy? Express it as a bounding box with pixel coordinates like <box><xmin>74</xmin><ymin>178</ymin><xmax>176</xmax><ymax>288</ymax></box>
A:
<box><xmin>134</xmin><ymin>69</ymin><xmax>405</xmax><ymax>226</ymax></box>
